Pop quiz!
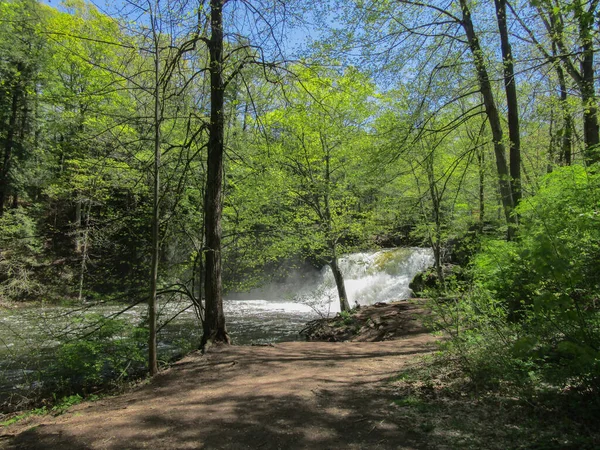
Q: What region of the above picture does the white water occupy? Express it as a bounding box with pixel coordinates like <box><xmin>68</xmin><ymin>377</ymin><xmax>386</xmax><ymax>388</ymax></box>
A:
<box><xmin>0</xmin><ymin>247</ymin><xmax>433</xmax><ymax>397</ymax></box>
<box><xmin>324</xmin><ymin>247</ymin><xmax>434</xmax><ymax>310</ymax></box>
<box><xmin>228</xmin><ymin>247</ymin><xmax>434</xmax><ymax>317</ymax></box>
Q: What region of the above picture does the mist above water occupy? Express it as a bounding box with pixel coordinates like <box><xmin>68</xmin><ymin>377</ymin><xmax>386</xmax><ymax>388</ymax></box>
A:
<box><xmin>0</xmin><ymin>247</ymin><xmax>433</xmax><ymax>396</ymax></box>
<box><xmin>226</xmin><ymin>247</ymin><xmax>434</xmax><ymax>316</ymax></box>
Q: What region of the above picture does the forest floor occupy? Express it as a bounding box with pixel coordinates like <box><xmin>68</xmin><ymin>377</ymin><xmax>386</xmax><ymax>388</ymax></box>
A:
<box><xmin>0</xmin><ymin>301</ymin><xmax>593</xmax><ymax>449</ymax></box>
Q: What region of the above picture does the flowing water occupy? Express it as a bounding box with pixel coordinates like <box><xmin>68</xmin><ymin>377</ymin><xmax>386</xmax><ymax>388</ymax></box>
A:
<box><xmin>0</xmin><ymin>247</ymin><xmax>433</xmax><ymax>401</ymax></box>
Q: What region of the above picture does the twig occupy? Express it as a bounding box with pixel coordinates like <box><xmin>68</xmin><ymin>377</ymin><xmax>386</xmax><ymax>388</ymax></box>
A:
<box><xmin>368</xmin><ymin>419</ymin><xmax>385</xmax><ymax>434</ymax></box>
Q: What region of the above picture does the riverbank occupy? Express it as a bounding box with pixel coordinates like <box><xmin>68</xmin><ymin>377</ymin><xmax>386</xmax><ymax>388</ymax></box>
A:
<box><xmin>1</xmin><ymin>300</ymin><xmax>435</xmax><ymax>449</ymax></box>
<box><xmin>1</xmin><ymin>300</ymin><xmax>595</xmax><ymax>449</ymax></box>
<box><xmin>0</xmin><ymin>297</ymin><xmax>318</xmax><ymax>413</ymax></box>
<box><xmin>300</xmin><ymin>299</ymin><xmax>430</xmax><ymax>342</ymax></box>
<box><xmin>1</xmin><ymin>336</ymin><xmax>437</xmax><ymax>449</ymax></box>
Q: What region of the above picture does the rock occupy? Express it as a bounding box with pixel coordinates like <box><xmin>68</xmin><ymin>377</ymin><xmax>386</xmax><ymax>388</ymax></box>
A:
<box><xmin>409</xmin><ymin>264</ymin><xmax>465</xmax><ymax>297</ymax></box>
<box><xmin>409</xmin><ymin>270</ymin><xmax>438</xmax><ymax>297</ymax></box>
<box><xmin>299</xmin><ymin>300</ymin><xmax>429</xmax><ymax>342</ymax></box>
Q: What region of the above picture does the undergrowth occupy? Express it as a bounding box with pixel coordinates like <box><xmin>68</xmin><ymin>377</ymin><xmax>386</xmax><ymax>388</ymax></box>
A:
<box><xmin>389</xmin><ymin>353</ymin><xmax>600</xmax><ymax>449</ymax></box>
<box><xmin>396</xmin><ymin>166</ymin><xmax>600</xmax><ymax>448</ymax></box>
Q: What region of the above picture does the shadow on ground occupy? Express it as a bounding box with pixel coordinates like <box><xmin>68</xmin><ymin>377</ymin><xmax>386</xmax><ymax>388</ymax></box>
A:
<box><xmin>2</xmin><ymin>338</ymin><xmax>436</xmax><ymax>449</ymax></box>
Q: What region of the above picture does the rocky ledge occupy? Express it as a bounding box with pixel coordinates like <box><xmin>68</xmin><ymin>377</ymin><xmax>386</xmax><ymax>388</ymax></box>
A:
<box><xmin>299</xmin><ymin>300</ymin><xmax>429</xmax><ymax>342</ymax></box>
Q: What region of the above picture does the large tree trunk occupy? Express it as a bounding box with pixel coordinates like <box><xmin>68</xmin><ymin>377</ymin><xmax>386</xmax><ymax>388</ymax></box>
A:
<box><xmin>494</xmin><ymin>0</ymin><xmax>521</xmax><ymax>205</ymax></box>
<box><xmin>330</xmin><ymin>256</ymin><xmax>351</xmax><ymax>312</ymax></box>
<box><xmin>574</xmin><ymin>0</ymin><xmax>599</xmax><ymax>163</ymax></box>
<box><xmin>459</xmin><ymin>0</ymin><xmax>516</xmax><ymax>239</ymax></box>
<box><xmin>201</xmin><ymin>0</ymin><xmax>230</xmax><ymax>350</ymax></box>
<box><xmin>148</xmin><ymin>5</ymin><xmax>161</xmax><ymax>376</ymax></box>
<box><xmin>0</xmin><ymin>85</ymin><xmax>20</xmax><ymax>216</ymax></box>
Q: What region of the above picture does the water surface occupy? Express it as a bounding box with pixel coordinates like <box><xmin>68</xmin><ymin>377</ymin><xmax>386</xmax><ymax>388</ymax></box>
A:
<box><xmin>0</xmin><ymin>247</ymin><xmax>433</xmax><ymax>401</ymax></box>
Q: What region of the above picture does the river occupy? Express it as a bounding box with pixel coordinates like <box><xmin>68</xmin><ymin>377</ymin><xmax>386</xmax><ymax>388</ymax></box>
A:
<box><xmin>0</xmin><ymin>247</ymin><xmax>433</xmax><ymax>408</ymax></box>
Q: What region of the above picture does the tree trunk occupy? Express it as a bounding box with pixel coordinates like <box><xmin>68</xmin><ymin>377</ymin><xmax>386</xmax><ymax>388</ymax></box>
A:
<box><xmin>555</xmin><ymin>57</ymin><xmax>572</xmax><ymax>165</ymax></box>
<box><xmin>574</xmin><ymin>0</ymin><xmax>599</xmax><ymax>163</ymax></box>
<box><xmin>478</xmin><ymin>148</ymin><xmax>485</xmax><ymax>231</ymax></box>
<box><xmin>330</xmin><ymin>256</ymin><xmax>350</xmax><ymax>312</ymax></box>
<box><xmin>319</xmin><ymin>135</ymin><xmax>350</xmax><ymax>312</ymax></box>
<box><xmin>148</xmin><ymin>7</ymin><xmax>161</xmax><ymax>376</ymax></box>
<box><xmin>459</xmin><ymin>0</ymin><xmax>516</xmax><ymax>239</ymax></box>
<box><xmin>201</xmin><ymin>0</ymin><xmax>230</xmax><ymax>350</ymax></box>
<box><xmin>545</xmin><ymin>0</ymin><xmax>599</xmax><ymax>163</ymax></box>
<box><xmin>540</xmin><ymin>12</ymin><xmax>573</xmax><ymax>167</ymax></box>
<box><xmin>0</xmin><ymin>86</ymin><xmax>20</xmax><ymax>217</ymax></box>
<box><xmin>75</xmin><ymin>200</ymin><xmax>83</xmax><ymax>253</ymax></box>
<box><xmin>494</xmin><ymin>0</ymin><xmax>521</xmax><ymax>205</ymax></box>
<box><xmin>77</xmin><ymin>202</ymin><xmax>91</xmax><ymax>303</ymax></box>
<box><xmin>425</xmin><ymin>152</ymin><xmax>444</xmax><ymax>288</ymax></box>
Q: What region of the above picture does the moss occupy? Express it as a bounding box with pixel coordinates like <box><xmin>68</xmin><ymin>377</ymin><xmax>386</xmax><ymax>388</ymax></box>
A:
<box><xmin>373</xmin><ymin>248</ymin><xmax>413</xmax><ymax>275</ymax></box>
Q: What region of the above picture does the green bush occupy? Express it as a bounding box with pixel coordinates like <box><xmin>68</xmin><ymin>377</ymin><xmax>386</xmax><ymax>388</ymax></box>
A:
<box><xmin>50</xmin><ymin>315</ymin><xmax>146</xmax><ymax>392</ymax></box>
<box><xmin>0</xmin><ymin>207</ymin><xmax>42</xmax><ymax>299</ymax></box>
<box><xmin>475</xmin><ymin>165</ymin><xmax>600</xmax><ymax>317</ymax></box>
<box><xmin>436</xmin><ymin>165</ymin><xmax>600</xmax><ymax>393</ymax></box>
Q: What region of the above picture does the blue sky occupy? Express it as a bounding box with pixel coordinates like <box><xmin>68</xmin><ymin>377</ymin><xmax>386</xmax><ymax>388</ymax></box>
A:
<box><xmin>38</xmin><ymin>0</ymin><xmax>322</xmax><ymax>61</ymax></box>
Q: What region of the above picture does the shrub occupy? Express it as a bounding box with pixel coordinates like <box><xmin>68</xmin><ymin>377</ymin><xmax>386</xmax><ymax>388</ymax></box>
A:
<box><xmin>50</xmin><ymin>315</ymin><xmax>146</xmax><ymax>393</ymax></box>
<box><xmin>436</xmin><ymin>165</ymin><xmax>600</xmax><ymax>394</ymax></box>
<box><xmin>0</xmin><ymin>208</ymin><xmax>42</xmax><ymax>299</ymax></box>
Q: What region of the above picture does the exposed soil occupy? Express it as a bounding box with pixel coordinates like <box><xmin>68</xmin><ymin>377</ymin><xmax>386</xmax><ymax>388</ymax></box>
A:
<box><xmin>300</xmin><ymin>300</ymin><xmax>430</xmax><ymax>342</ymax></box>
<box><xmin>0</xmin><ymin>302</ymin><xmax>436</xmax><ymax>450</ymax></box>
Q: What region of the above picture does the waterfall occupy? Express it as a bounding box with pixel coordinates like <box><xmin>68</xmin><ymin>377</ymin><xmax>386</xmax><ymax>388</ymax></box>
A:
<box><xmin>286</xmin><ymin>247</ymin><xmax>434</xmax><ymax>315</ymax></box>
<box><xmin>226</xmin><ymin>247</ymin><xmax>434</xmax><ymax>317</ymax></box>
<box><xmin>0</xmin><ymin>248</ymin><xmax>435</xmax><ymax>392</ymax></box>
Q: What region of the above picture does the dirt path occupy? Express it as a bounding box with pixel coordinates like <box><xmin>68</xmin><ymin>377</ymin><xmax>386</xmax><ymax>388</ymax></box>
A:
<box><xmin>0</xmin><ymin>333</ymin><xmax>435</xmax><ymax>450</ymax></box>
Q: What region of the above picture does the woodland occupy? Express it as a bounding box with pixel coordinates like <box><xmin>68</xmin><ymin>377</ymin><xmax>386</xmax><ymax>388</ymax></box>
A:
<box><xmin>0</xmin><ymin>0</ymin><xmax>599</xmax><ymax>446</ymax></box>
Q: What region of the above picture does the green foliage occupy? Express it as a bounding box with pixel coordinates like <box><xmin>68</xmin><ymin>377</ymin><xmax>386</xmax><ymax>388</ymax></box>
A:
<box><xmin>222</xmin><ymin>65</ymin><xmax>386</xmax><ymax>295</ymax></box>
<box><xmin>0</xmin><ymin>406</ymin><xmax>47</xmax><ymax>426</ymax></box>
<box><xmin>256</xmin><ymin>66</ymin><xmax>381</xmax><ymax>260</ymax></box>
<box><xmin>339</xmin><ymin>310</ymin><xmax>351</xmax><ymax>320</ymax></box>
<box><xmin>339</xmin><ymin>310</ymin><xmax>354</xmax><ymax>325</ymax></box>
<box><xmin>50</xmin><ymin>315</ymin><xmax>146</xmax><ymax>392</ymax></box>
<box><xmin>0</xmin><ymin>208</ymin><xmax>42</xmax><ymax>299</ymax></box>
<box><xmin>475</xmin><ymin>165</ymin><xmax>600</xmax><ymax>316</ymax></box>
<box><xmin>51</xmin><ymin>394</ymin><xmax>84</xmax><ymax>414</ymax></box>
<box><xmin>0</xmin><ymin>393</ymin><xmax>89</xmax><ymax>425</ymax></box>
<box><xmin>1</xmin><ymin>0</ymin><xmax>600</xmax><ymax>433</ymax></box>
<box><xmin>434</xmin><ymin>165</ymin><xmax>600</xmax><ymax>394</ymax></box>
<box><xmin>0</xmin><ymin>207</ymin><xmax>40</xmax><ymax>254</ymax></box>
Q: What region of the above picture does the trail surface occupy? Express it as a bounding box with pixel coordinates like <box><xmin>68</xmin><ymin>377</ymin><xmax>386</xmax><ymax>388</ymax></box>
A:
<box><xmin>0</xmin><ymin>333</ymin><xmax>435</xmax><ymax>450</ymax></box>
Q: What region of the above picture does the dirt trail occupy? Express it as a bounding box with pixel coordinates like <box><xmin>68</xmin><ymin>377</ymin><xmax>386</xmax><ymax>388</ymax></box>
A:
<box><xmin>0</xmin><ymin>333</ymin><xmax>435</xmax><ymax>450</ymax></box>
